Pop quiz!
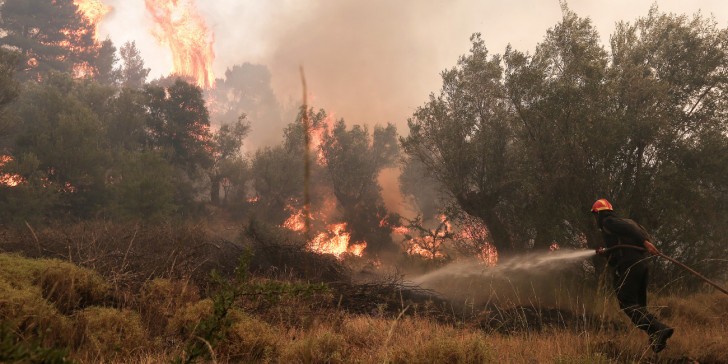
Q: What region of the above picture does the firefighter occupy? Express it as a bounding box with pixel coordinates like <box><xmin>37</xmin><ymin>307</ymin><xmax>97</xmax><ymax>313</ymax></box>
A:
<box><xmin>591</xmin><ymin>198</ymin><xmax>674</xmax><ymax>353</ymax></box>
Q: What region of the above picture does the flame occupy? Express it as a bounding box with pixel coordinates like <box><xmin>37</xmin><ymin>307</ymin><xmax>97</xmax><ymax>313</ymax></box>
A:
<box><xmin>282</xmin><ymin>206</ymin><xmax>308</xmax><ymax>231</ymax></box>
<box><xmin>74</xmin><ymin>0</ymin><xmax>111</xmax><ymax>39</ymax></box>
<box><xmin>406</xmin><ymin>237</ymin><xmax>445</xmax><ymax>259</ymax></box>
<box><xmin>310</xmin><ymin>223</ymin><xmax>354</xmax><ymax>257</ymax></box>
<box><xmin>392</xmin><ymin>226</ymin><xmax>410</xmax><ymax>235</ymax></box>
<box><xmin>0</xmin><ymin>155</ymin><xmax>23</xmax><ymax>187</ymax></box>
<box><xmin>145</xmin><ymin>0</ymin><xmax>215</xmax><ymax>88</ymax></box>
<box><xmin>281</xmin><ymin>203</ymin><xmax>366</xmax><ymax>259</ymax></box>
<box><xmin>478</xmin><ymin>243</ymin><xmax>498</xmax><ymax>266</ymax></box>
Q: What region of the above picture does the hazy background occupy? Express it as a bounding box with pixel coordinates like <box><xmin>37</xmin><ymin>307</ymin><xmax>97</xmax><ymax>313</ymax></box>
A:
<box><xmin>97</xmin><ymin>0</ymin><xmax>728</xmax><ymax>133</ymax></box>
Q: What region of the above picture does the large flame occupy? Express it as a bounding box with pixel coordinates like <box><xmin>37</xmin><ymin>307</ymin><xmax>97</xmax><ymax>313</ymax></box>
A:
<box><xmin>74</xmin><ymin>0</ymin><xmax>111</xmax><ymax>39</ymax></box>
<box><xmin>282</xmin><ymin>203</ymin><xmax>367</xmax><ymax>259</ymax></box>
<box><xmin>145</xmin><ymin>0</ymin><xmax>215</xmax><ymax>88</ymax></box>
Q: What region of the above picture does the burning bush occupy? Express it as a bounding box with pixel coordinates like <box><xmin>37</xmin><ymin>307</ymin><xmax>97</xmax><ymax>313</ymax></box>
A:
<box><xmin>246</xmin><ymin>218</ymin><xmax>351</xmax><ymax>283</ymax></box>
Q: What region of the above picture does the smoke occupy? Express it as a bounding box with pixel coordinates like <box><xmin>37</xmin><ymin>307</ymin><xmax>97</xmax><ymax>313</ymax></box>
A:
<box><xmin>97</xmin><ymin>0</ymin><xmax>728</xmax><ymax>133</ymax></box>
<box><xmin>254</xmin><ymin>1</ymin><xmax>477</xmax><ymax>128</ymax></box>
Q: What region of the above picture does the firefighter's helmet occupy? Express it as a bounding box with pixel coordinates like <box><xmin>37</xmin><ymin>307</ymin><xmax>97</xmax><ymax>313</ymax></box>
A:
<box><xmin>591</xmin><ymin>198</ymin><xmax>613</xmax><ymax>213</ymax></box>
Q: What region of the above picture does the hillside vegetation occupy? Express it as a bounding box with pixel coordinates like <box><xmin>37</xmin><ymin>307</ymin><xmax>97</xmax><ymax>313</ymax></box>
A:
<box><xmin>1</xmin><ymin>222</ymin><xmax>726</xmax><ymax>363</ymax></box>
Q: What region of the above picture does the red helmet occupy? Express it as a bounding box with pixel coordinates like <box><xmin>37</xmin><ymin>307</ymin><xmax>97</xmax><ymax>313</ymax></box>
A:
<box><xmin>591</xmin><ymin>198</ymin><xmax>613</xmax><ymax>213</ymax></box>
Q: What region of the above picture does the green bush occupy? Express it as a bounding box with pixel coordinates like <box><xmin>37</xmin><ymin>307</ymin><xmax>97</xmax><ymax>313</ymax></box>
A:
<box><xmin>0</xmin><ymin>324</ymin><xmax>72</xmax><ymax>364</ymax></box>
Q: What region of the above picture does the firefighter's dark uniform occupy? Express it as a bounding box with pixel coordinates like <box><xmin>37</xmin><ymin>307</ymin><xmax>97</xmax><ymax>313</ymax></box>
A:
<box><xmin>596</xmin><ymin>210</ymin><xmax>672</xmax><ymax>337</ymax></box>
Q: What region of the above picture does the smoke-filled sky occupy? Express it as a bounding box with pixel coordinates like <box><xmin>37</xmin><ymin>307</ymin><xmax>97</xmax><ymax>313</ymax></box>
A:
<box><xmin>98</xmin><ymin>0</ymin><xmax>728</xmax><ymax>133</ymax></box>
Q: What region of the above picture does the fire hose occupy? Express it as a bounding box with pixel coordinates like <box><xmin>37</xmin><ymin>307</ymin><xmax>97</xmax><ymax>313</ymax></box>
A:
<box><xmin>597</xmin><ymin>245</ymin><xmax>728</xmax><ymax>296</ymax></box>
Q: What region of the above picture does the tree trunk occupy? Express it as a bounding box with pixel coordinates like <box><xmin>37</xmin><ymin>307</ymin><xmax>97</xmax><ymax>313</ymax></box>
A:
<box><xmin>210</xmin><ymin>174</ymin><xmax>221</xmax><ymax>205</ymax></box>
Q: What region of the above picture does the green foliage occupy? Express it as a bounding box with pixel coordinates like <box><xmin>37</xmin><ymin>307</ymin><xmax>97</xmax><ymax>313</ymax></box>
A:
<box><xmin>146</xmin><ymin>79</ymin><xmax>213</xmax><ymax>175</ymax></box>
<box><xmin>209</xmin><ymin>115</ymin><xmax>250</xmax><ymax>205</ymax></box>
<box><xmin>9</xmin><ymin>76</ymin><xmax>112</xmax><ymax>216</ymax></box>
<box><xmin>320</xmin><ymin>119</ymin><xmax>399</xmax><ymax>252</ymax></box>
<box><xmin>0</xmin><ymin>0</ymin><xmax>97</xmax><ymax>80</ymax></box>
<box><xmin>402</xmin><ymin>6</ymin><xmax>728</xmax><ymax>285</ymax></box>
<box><xmin>402</xmin><ymin>32</ymin><xmax>519</xmax><ymax>253</ymax></box>
<box><xmin>109</xmin><ymin>151</ymin><xmax>179</xmax><ymax>220</ymax></box>
<box><xmin>0</xmin><ymin>324</ymin><xmax>72</xmax><ymax>364</ymax></box>
<box><xmin>0</xmin><ymin>48</ymin><xmax>19</xmax><ymax>145</ymax></box>
<box><xmin>118</xmin><ymin>41</ymin><xmax>150</xmax><ymax>89</ymax></box>
<box><xmin>251</xmin><ymin>145</ymin><xmax>306</xmax><ymax>222</ymax></box>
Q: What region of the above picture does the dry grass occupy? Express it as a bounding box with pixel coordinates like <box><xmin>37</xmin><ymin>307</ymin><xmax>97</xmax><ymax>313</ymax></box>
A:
<box><xmin>1</xmin><ymin>251</ymin><xmax>726</xmax><ymax>363</ymax></box>
<box><xmin>73</xmin><ymin>307</ymin><xmax>149</xmax><ymax>361</ymax></box>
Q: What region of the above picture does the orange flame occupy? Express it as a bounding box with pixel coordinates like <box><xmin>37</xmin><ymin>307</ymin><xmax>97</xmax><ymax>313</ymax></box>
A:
<box><xmin>281</xmin><ymin>204</ymin><xmax>366</xmax><ymax>259</ymax></box>
<box><xmin>0</xmin><ymin>155</ymin><xmax>23</xmax><ymax>187</ymax></box>
<box><xmin>406</xmin><ymin>237</ymin><xmax>445</xmax><ymax>259</ymax></box>
<box><xmin>309</xmin><ymin>223</ymin><xmax>365</xmax><ymax>257</ymax></box>
<box><xmin>74</xmin><ymin>0</ymin><xmax>111</xmax><ymax>39</ymax></box>
<box><xmin>478</xmin><ymin>244</ymin><xmax>498</xmax><ymax>267</ymax></box>
<box><xmin>145</xmin><ymin>0</ymin><xmax>215</xmax><ymax>88</ymax></box>
<box><xmin>282</xmin><ymin>206</ymin><xmax>308</xmax><ymax>232</ymax></box>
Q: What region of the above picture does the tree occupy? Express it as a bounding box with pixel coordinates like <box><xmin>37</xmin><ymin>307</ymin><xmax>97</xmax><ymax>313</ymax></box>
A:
<box><xmin>320</xmin><ymin>120</ymin><xmax>399</xmax><ymax>252</ymax></box>
<box><xmin>401</xmin><ymin>33</ymin><xmax>521</xmax><ymax>254</ymax></box>
<box><xmin>119</xmin><ymin>41</ymin><xmax>150</xmax><ymax>89</ymax></box>
<box><xmin>403</xmin><ymin>6</ymin><xmax>728</xmax><ymax>285</ymax></box>
<box><xmin>605</xmin><ymin>7</ymin><xmax>728</xmax><ymax>284</ymax></box>
<box><xmin>0</xmin><ymin>0</ymin><xmax>97</xmax><ymax>80</ymax></box>
<box><xmin>109</xmin><ymin>151</ymin><xmax>178</xmax><ymax>220</ymax></box>
<box><xmin>503</xmin><ymin>7</ymin><xmax>612</xmax><ymax>250</ymax></box>
<box><xmin>250</xmin><ymin>145</ymin><xmax>303</xmax><ymax>223</ymax></box>
<box><xmin>106</xmin><ymin>88</ymin><xmax>150</xmax><ymax>151</ymax></box>
<box><xmin>249</xmin><ymin>108</ymin><xmax>327</xmax><ymax>223</ymax></box>
<box><xmin>208</xmin><ymin>63</ymin><xmax>282</xmax><ymax>148</ymax></box>
<box><xmin>93</xmin><ymin>38</ymin><xmax>121</xmax><ymax>85</ymax></box>
<box><xmin>0</xmin><ymin>49</ymin><xmax>19</xmax><ymax>149</ymax></box>
<box><xmin>10</xmin><ymin>73</ymin><xmax>112</xmax><ymax>216</ymax></box>
<box><xmin>145</xmin><ymin>79</ymin><xmax>213</xmax><ymax>176</ymax></box>
<box><xmin>209</xmin><ymin>115</ymin><xmax>250</xmax><ymax>205</ymax></box>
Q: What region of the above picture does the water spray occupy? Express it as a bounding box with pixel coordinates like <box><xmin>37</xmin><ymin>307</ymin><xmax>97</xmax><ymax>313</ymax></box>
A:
<box><xmin>599</xmin><ymin>245</ymin><xmax>728</xmax><ymax>296</ymax></box>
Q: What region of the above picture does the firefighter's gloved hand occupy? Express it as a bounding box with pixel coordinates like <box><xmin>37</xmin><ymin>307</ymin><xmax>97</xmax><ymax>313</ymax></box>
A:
<box><xmin>595</xmin><ymin>247</ymin><xmax>606</xmax><ymax>255</ymax></box>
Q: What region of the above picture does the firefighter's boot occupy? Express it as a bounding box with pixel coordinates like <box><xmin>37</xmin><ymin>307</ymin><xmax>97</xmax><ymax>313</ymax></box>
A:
<box><xmin>649</xmin><ymin>327</ymin><xmax>674</xmax><ymax>353</ymax></box>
